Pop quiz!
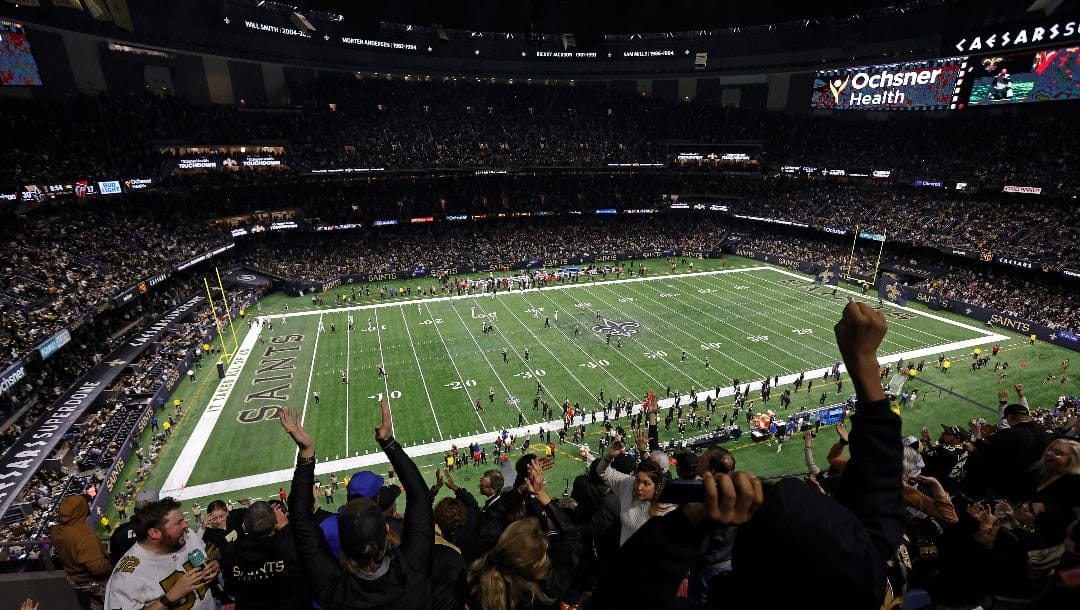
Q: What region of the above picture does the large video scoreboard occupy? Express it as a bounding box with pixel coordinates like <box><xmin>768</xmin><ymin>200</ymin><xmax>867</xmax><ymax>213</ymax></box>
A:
<box><xmin>811</xmin><ymin>57</ymin><xmax>968</xmax><ymax>110</ymax></box>
<box><xmin>961</xmin><ymin>46</ymin><xmax>1080</xmax><ymax>107</ymax></box>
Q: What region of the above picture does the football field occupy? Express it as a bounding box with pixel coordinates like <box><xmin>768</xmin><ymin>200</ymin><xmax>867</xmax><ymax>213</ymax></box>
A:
<box><xmin>160</xmin><ymin>264</ymin><xmax>1008</xmax><ymax>500</ymax></box>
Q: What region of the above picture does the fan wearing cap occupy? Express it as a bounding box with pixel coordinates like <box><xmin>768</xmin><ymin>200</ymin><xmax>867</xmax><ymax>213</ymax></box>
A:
<box><xmin>964</xmin><ymin>385</ymin><xmax>1053</xmax><ymax>502</ymax></box>
<box><xmin>220</xmin><ymin>501</ymin><xmax>309</xmax><ymax>609</ymax></box>
<box><xmin>918</xmin><ymin>424</ymin><xmax>970</xmax><ymax>495</ymax></box>
<box><xmin>279</xmin><ymin>399</ymin><xmax>433</xmax><ymax>610</ymax></box>
<box><xmin>109</xmin><ymin>488</ymin><xmax>161</xmax><ymax>565</ymax></box>
<box><xmin>318</xmin><ymin>470</ymin><xmax>399</xmax><ymax>557</ymax></box>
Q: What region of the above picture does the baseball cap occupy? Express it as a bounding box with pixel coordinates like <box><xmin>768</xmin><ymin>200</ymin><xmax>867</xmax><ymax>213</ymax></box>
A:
<box><xmin>902</xmin><ymin>436</ymin><xmax>920</xmax><ymax>448</ymax></box>
<box><xmin>135</xmin><ymin>488</ymin><xmax>160</xmax><ymax>507</ymax></box>
<box><xmin>611</xmin><ymin>454</ymin><xmax>637</xmax><ymax>475</ymax></box>
<box><xmin>941</xmin><ymin>424</ymin><xmax>970</xmax><ymax>440</ymax></box>
<box><xmin>1002</xmin><ymin>403</ymin><xmax>1030</xmax><ymax>418</ymax></box>
<box><xmin>673</xmin><ymin>450</ymin><xmax>699</xmax><ymax>479</ymax></box>
<box><xmin>338</xmin><ymin>498</ymin><xmax>388</xmax><ymax>560</ymax></box>
<box><xmin>346</xmin><ymin>471</ymin><xmax>384</xmax><ymax>500</ymax></box>
<box><xmin>374</xmin><ymin>485</ymin><xmax>402</xmax><ymax>512</ymax></box>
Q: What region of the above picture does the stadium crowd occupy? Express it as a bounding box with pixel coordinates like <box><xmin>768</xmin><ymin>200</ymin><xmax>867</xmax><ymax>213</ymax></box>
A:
<box><xmin>3</xmin><ymin>187</ymin><xmax>1078</xmax><ymax>378</ymax></box>
<box><xmin>2</xmin><ymin>77</ymin><xmax>1079</xmax><ymax>191</ymax></box>
<box><xmin>732</xmin><ymin>232</ymin><xmax>1080</xmax><ymax>333</ymax></box>
<box><xmin>0</xmin><ymin>73</ymin><xmax>1078</xmax><ymax>609</ymax></box>
<box><xmin>0</xmin><ymin>285</ymin><xmax>257</xmax><ymax>568</ymax></box>
<box><xmin>36</xmin><ymin>302</ymin><xmax>1077</xmax><ymax>610</ymax></box>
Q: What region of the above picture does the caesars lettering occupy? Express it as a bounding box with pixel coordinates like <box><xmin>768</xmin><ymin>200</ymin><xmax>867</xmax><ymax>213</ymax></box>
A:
<box><xmin>956</xmin><ymin>21</ymin><xmax>1078</xmax><ymax>52</ymax></box>
<box><xmin>989</xmin><ymin>315</ymin><xmax>1030</xmax><ymax>333</ymax></box>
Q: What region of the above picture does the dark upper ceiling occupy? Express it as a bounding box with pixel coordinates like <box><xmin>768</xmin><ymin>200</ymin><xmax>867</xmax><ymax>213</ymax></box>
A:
<box><xmin>299</xmin><ymin>0</ymin><xmax>954</xmax><ymax>34</ymax></box>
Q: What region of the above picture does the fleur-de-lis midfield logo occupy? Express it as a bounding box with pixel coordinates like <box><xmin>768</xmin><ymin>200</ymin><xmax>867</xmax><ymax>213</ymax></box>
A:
<box><xmin>592</xmin><ymin>319</ymin><xmax>641</xmax><ymax>337</ymax></box>
<box><xmin>885</xmin><ymin>283</ymin><xmax>902</xmax><ymax>301</ymax></box>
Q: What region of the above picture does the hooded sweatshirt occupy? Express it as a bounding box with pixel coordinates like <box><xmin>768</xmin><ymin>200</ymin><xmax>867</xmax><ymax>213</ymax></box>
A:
<box><xmin>50</xmin><ymin>495</ymin><xmax>112</xmax><ymax>582</ymax></box>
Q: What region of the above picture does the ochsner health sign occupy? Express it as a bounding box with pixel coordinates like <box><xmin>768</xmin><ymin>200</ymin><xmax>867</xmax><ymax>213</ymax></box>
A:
<box><xmin>811</xmin><ymin>57</ymin><xmax>968</xmax><ymax>110</ymax></box>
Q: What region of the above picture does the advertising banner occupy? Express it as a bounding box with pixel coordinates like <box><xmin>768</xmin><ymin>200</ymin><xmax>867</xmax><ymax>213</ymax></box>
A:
<box><xmin>0</xmin><ymin>359</ymin><xmax>27</xmax><ymax>398</ymax></box>
<box><xmin>0</xmin><ymin>296</ymin><xmax>205</xmax><ymax>518</ymax></box>
<box><xmin>811</xmin><ymin>56</ymin><xmax>967</xmax><ymax>110</ymax></box>
<box><xmin>36</xmin><ymin>328</ymin><xmax>71</xmax><ymax>361</ymax></box>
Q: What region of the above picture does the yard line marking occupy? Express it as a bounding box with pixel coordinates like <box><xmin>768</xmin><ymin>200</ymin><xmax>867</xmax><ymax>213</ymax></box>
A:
<box><xmin>677</xmin><ymin>273</ymin><xmax>855</xmax><ymax>353</ymax></box>
<box><xmin>768</xmin><ymin>268</ymin><xmax>1006</xmax><ymax>338</ymax></box>
<box><xmin>399</xmin><ymin>304</ymin><xmax>443</xmax><ymax>440</ymax></box>
<box><xmin>496</xmin><ymin>291</ymin><xmax>639</xmax><ymax>403</ymax></box>
<box><xmin>488</xmin><ymin>293</ymin><xmax>639</xmax><ymax>402</ymax></box>
<box><xmin>431</xmin><ymin>302</ymin><xmax>488</xmax><ymax>427</ymax></box>
<box><xmin>575</xmin><ymin>282</ymin><xmax>763</xmax><ymax>382</ymax></box>
<box><xmin>540</xmin><ymin>282</ymin><xmax>708</xmax><ymax>388</ymax></box>
<box><xmin>695</xmin><ymin>270</ymin><xmax>952</xmax><ymax>347</ymax></box>
<box><xmin>342</xmin><ymin>312</ymin><xmax>350</xmax><ymax>456</ymax></box>
<box><xmin>167</xmin><ymin>327</ymin><xmax>1009</xmax><ymax>502</ymax></box>
<box><xmin>642</xmin><ymin>276</ymin><xmax>838</xmax><ymax>367</ymax></box>
<box><xmin>447</xmin><ymin>298</ymin><xmax>538</xmax><ymax>426</ymax></box>
<box><xmin>617</xmin><ymin>280</ymin><xmax>793</xmax><ymax>374</ymax></box>
<box><xmin>373</xmin><ymin>308</ymin><xmax>396</xmax><ymax>438</ymax></box>
<box><xmin>265</xmin><ymin>267</ymin><xmax>776</xmax><ymax>322</ymax></box>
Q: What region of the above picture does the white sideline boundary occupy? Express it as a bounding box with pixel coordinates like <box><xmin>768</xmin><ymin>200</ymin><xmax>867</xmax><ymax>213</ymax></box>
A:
<box><xmin>161</xmin><ymin>328</ymin><xmax>261</xmax><ymax>496</ymax></box>
<box><xmin>163</xmin><ymin>266</ymin><xmax>1010</xmax><ymax>501</ymax></box>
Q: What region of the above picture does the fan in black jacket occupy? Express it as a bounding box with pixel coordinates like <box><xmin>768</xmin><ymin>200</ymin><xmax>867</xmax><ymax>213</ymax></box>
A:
<box><xmin>279</xmin><ymin>400</ymin><xmax>434</xmax><ymax>610</ymax></box>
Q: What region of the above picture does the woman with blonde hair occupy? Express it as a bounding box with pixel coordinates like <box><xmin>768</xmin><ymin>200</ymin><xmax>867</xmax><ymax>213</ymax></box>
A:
<box><xmin>467</xmin><ymin>458</ymin><xmax>580</xmax><ymax>610</ymax></box>
<box><xmin>1028</xmin><ymin>438</ymin><xmax>1080</xmax><ymax>528</ymax></box>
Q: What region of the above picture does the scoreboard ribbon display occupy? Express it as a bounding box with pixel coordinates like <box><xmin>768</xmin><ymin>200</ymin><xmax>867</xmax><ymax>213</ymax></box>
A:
<box><xmin>811</xmin><ymin>57</ymin><xmax>968</xmax><ymax>110</ymax></box>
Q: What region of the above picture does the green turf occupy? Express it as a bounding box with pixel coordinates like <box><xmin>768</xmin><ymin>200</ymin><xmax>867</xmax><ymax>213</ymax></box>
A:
<box><xmin>111</xmin><ymin>256</ymin><xmax>1077</xmax><ymax>522</ymax></box>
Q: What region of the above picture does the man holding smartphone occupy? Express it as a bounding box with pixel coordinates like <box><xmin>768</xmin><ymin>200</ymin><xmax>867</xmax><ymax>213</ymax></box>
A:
<box><xmin>105</xmin><ymin>498</ymin><xmax>219</xmax><ymax>609</ymax></box>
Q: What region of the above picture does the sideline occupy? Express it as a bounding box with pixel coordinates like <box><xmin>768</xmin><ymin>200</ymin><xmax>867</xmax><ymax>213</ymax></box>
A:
<box><xmin>160</xmin><ymin>328</ymin><xmax>260</xmax><ymax>497</ymax></box>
